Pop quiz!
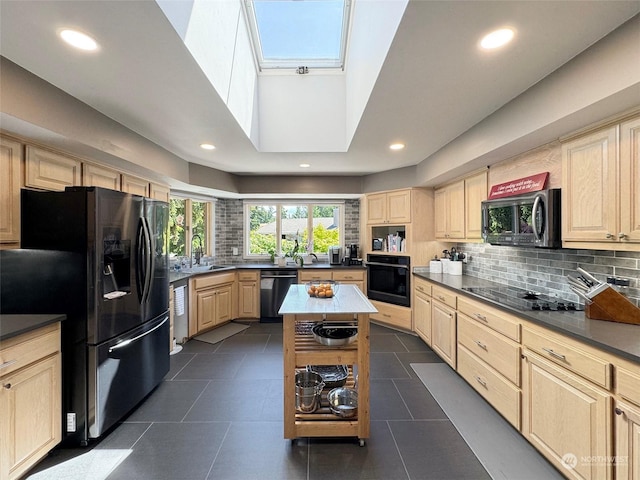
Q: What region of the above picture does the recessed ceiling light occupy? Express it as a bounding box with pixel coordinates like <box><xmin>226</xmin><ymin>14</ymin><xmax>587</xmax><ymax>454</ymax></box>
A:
<box><xmin>389</xmin><ymin>143</ymin><xmax>405</xmax><ymax>151</ymax></box>
<box><xmin>480</xmin><ymin>28</ymin><xmax>515</xmax><ymax>50</ymax></box>
<box><xmin>299</xmin><ymin>163</ymin><xmax>311</xmax><ymax>168</ymax></box>
<box><xmin>59</xmin><ymin>29</ymin><xmax>98</xmax><ymax>51</ymax></box>
<box><xmin>200</xmin><ymin>143</ymin><xmax>216</xmax><ymax>150</ymax></box>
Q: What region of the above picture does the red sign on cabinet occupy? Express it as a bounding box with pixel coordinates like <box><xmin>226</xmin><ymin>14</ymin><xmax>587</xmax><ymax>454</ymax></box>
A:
<box><xmin>488</xmin><ymin>172</ymin><xmax>549</xmax><ymax>199</ymax></box>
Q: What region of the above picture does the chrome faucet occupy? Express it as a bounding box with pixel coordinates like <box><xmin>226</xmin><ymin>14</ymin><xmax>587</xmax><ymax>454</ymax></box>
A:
<box><xmin>191</xmin><ymin>234</ymin><xmax>203</xmax><ymax>267</ymax></box>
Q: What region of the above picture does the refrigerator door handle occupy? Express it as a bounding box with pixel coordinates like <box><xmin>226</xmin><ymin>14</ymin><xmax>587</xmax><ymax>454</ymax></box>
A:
<box><xmin>108</xmin><ymin>316</ymin><xmax>168</xmax><ymax>353</ymax></box>
<box><xmin>141</xmin><ymin>217</ymin><xmax>153</xmax><ymax>305</ymax></box>
<box><xmin>136</xmin><ymin>217</ymin><xmax>153</xmax><ymax>305</ymax></box>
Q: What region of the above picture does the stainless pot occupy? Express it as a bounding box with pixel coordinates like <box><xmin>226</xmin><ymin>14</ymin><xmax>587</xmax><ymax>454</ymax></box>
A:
<box><xmin>295</xmin><ymin>371</ymin><xmax>325</xmax><ymax>413</ymax></box>
<box><xmin>311</xmin><ymin>324</ymin><xmax>357</xmax><ymax>347</ymax></box>
<box><xmin>327</xmin><ymin>387</ymin><xmax>358</xmax><ymax>418</ymax></box>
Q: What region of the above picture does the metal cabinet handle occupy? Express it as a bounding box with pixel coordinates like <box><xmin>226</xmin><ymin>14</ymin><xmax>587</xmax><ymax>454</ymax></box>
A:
<box><xmin>475</xmin><ymin>376</ymin><xmax>487</xmax><ymax>387</ymax></box>
<box><xmin>542</xmin><ymin>347</ymin><xmax>566</xmax><ymax>361</ymax></box>
<box><xmin>417</xmin><ymin>286</ymin><xmax>424</xmax><ymax>292</ymax></box>
<box><xmin>615</xmin><ymin>407</ymin><xmax>624</xmax><ymax>416</ymax></box>
<box><xmin>3</xmin><ymin>383</ymin><xmax>11</xmax><ymax>389</ymax></box>
<box><xmin>474</xmin><ymin>340</ymin><xmax>487</xmax><ymax>350</ymax></box>
<box><xmin>606</xmin><ymin>233</ymin><xmax>614</xmax><ymax>239</ymax></box>
<box><xmin>0</xmin><ymin>360</ymin><xmax>17</xmax><ymax>370</ymax></box>
<box><xmin>474</xmin><ymin>313</ymin><xmax>488</xmax><ymax>322</ymax></box>
<box><xmin>383</xmin><ymin>313</ymin><xmax>391</xmax><ymax>318</ymax></box>
<box><xmin>437</xmin><ymin>295</ymin><xmax>446</xmax><ymax>301</ymax></box>
<box><xmin>618</xmin><ymin>232</ymin><xmax>627</xmax><ymax>239</ymax></box>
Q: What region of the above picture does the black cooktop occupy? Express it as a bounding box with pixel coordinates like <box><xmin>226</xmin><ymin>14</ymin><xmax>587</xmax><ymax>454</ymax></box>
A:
<box><xmin>461</xmin><ymin>286</ymin><xmax>583</xmax><ymax>312</ymax></box>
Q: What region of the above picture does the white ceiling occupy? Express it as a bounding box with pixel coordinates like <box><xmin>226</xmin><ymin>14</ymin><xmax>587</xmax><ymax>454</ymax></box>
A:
<box><xmin>1</xmin><ymin>0</ymin><xmax>639</xmax><ymax>179</ymax></box>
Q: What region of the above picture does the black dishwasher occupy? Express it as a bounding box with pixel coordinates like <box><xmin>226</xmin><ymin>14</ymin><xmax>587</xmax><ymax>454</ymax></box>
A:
<box><xmin>260</xmin><ymin>269</ymin><xmax>297</xmax><ymax>321</ymax></box>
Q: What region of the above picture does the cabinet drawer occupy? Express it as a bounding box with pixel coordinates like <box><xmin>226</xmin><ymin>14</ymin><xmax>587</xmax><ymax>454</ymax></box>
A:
<box><xmin>237</xmin><ymin>270</ymin><xmax>259</xmax><ymax>282</ymax></box>
<box><xmin>413</xmin><ymin>277</ymin><xmax>432</xmax><ymax>297</ymax></box>
<box><xmin>332</xmin><ymin>270</ymin><xmax>365</xmax><ymax>282</ymax></box>
<box><xmin>457</xmin><ymin>345</ymin><xmax>521</xmax><ymax>429</ymax></box>
<box><xmin>432</xmin><ymin>285</ymin><xmax>456</xmax><ymax>309</ymax></box>
<box><xmin>458</xmin><ymin>296</ymin><xmax>521</xmax><ymax>342</ymax></box>
<box><xmin>0</xmin><ymin>323</ymin><xmax>60</xmax><ymax>377</ymax></box>
<box><xmin>616</xmin><ymin>366</ymin><xmax>640</xmax><ymax>407</ymax></box>
<box><xmin>370</xmin><ymin>300</ymin><xmax>412</xmax><ymax>330</ymax></box>
<box><xmin>522</xmin><ymin>327</ymin><xmax>611</xmax><ymax>389</ymax></box>
<box><xmin>298</xmin><ymin>270</ymin><xmax>332</xmax><ymax>282</ymax></box>
<box><xmin>458</xmin><ymin>314</ymin><xmax>521</xmax><ymax>386</ymax></box>
<box><xmin>193</xmin><ymin>272</ymin><xmax>236</xmax><ymax>290</ymax></box>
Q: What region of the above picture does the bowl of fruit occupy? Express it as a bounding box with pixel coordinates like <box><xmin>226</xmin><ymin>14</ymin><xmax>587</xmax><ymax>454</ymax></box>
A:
<box><xmin>306</xmin><ymin>281</ymin><xmax>339</xmax><ymax>298</ymax></box>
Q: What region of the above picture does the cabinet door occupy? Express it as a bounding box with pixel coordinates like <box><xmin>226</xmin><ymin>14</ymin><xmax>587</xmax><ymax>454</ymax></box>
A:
<box><xmin>0</xmin><ymin>137</ymin><xmax>22</xmax><ymax>244</ymax></box>
<box><xmin>215</xmin><ymin>284</ymin><xmax>233</xmax><ymax>325</ymax></box>
<box><xmin>614</xmin><ymin>399</ymin><xmax>640</xmax><ymax>480</ymax></box>
<box><xmin>83</xmin><ymin>163</ymin><xmax>120</xmax><ymax>190</ymax></box>
<box><xmin>447</xmin><ymin>181</ymin><xmax>466</xmax><ymax>239</ymax></box>
<box><xmin>414</xmin><ymin>292</ymin><xmax>432</xmax><ymax>345</ymax></box>
<box><xmin>25</xmin><ymin>146</ymin><xmax>81</xmax><ymax>191</ymax></box>
<box><xmin>431</xmin><ymin>301</ymin><xmax>456</xmax><ymax>368</ymax></box>
<box><xmin>522</xmin><ymin>350</ymin><xmax>612</xmax><ymax>480</ymax></box>
<box><xmin>150</xmin><ymin>183</ymin><xmax>170</xmax><ymax>202</ymax></box>
<box><xmin>238</xmin><ymin>281</ymin><xmax>259</xmax><ymax>319</ymax></box>
<box><xmin>387</xmin><ymin>189</ymin><xmax>411</xmax><ymax>223</ymax></box>
<box><xmin>196</xmin><ymin>289</ymin><xmax>217</xmax><ymax>332</ymax></box>
<box><xmin>619</xmin><ymin>117</ymin><xmax>640</xmax><ymax>243</ymax></box>
<box><xmin>0</xmin><ymin>355</ymin><xmax>61</xmax><ymax>480</ymax></box>
<box><xmin>464</xmin><ymin>171</ymin><xmax>487</xmax><ymax>239</ymax></box>
<box><xmin>434</xmin><ymin>188</ymin><xmax>448</xmax><ymax>239</ymax></box>
<box><xmin>562</xmin><ymin>127</ymin><xmax>618</xmax><ymax>243</ymax></box>
<box><xmin>366</xmin><ymin>193</ymin><xmax>387</xmax><ymax>224</ymax></box>
<box><xmin>121</xmin><ymin>174</ymin><xmax>150</xmax><ymax>197</ymax></box>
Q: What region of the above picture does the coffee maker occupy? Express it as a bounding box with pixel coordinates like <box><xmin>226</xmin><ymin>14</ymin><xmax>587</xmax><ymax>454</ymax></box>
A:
<box><xmin>349</xmin><ymin>244</ymin><xmax>358</xmax><ymax>259</ymax></box>
<box><xmin>346</xmin><ymin>244</ymin><xmax>362</xmax><ymax>265</ymax></box>
<box><xmin>328</xmin><ymin>246</ymin><xmax>342</xmax><ymax>265</ymax></box>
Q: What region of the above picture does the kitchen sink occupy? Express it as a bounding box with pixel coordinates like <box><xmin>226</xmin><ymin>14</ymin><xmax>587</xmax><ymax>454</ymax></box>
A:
<box><xmin>180</xmin><ymin>265</ymin><xmax>226</xmax><ymax>273</ymax></box>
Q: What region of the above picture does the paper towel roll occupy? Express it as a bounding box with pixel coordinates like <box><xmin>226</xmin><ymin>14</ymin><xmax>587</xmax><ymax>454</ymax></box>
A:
<box><xmin>174</xmin><ymin>285</ymin><xmax>185</xmax><ymax>316</ymax></box>
<box><xmin>440</xmin><ymin>258</ymin><xmax>451</xmax><ymax>274</ymax></box>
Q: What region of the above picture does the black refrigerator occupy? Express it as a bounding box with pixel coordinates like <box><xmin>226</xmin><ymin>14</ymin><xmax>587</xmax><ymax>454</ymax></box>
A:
<box><xmin>13</xmin><ymin>186</ymin><xmax>170</xmax><ymax>446</ymax></box>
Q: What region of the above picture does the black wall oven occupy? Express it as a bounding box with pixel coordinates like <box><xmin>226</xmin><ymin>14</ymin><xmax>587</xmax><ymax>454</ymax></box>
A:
<box><xmin>366</xmin><ymin>254</ymin><xmax>410</xmax><ymax>307</ymax></box>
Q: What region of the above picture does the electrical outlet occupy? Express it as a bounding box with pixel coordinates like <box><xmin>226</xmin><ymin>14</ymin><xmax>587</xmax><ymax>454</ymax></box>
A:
<box><xmin>67</xmin><ymin>413</ymin><xmax>76</xmax><ymax>432</ymax></box>
<box><xmin>232</xmin><ymin>247</ymin><xmax>239</xmax><ymax>256</ymax></box>
<box><xmin>463</xmin><ymin>255</ymin><xmax>469</xmax><ymax>263</ymax></box>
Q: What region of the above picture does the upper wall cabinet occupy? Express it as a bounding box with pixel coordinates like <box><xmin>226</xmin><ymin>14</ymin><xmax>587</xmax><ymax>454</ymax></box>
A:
<box><xmin>0</xmin><ymin>136</ymin><xmax>22</xmax><ymax>244</ymax></box>
<box><xmin>25</xmin><ymin>146</ymin><xmax>81</xmax><ymax>191</ymax></box>
<box><xmin>150</xmin><ymin>183</ymin><xmax>170</xmax><ymax>202</ymax></box>
<box><xmin>464</xmin><ymin>171</ymin><xmax>488</xmax><ymax>240</ymax></box>
<box><xmin>82</xmin><ymin>163</ymin><xmax>120</xmax><ymax>190</ymax></box>
<box><xmin>121</xmin><ymin>174</ymin><xmax>150</xmax><ymax>197</ymax></box>
<box><xmin>562</xmin><ymin>115</ymin><xmax>639</xmax><ymax>250</ymax></box>
<box><xmin>434</xmin><ymin>180</ymin><xmax>466</xmax><ymax>241</ymax></box>
<box><xmin>366</xmin><ymin>189</ymin><xmax>411</xmax><ymax>224</ymax></box>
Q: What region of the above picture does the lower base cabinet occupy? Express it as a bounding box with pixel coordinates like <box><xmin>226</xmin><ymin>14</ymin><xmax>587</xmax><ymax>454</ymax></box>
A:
<box><xmin>522</xmin><ymin>349</ymin><xmax>612</xmax><ymax>480</ymax></box>
<box><xmin>431</xmin><ymin>300</ymin><xmax>457</xmax><ymax>368</ymax></box>
<box><xmin>614</xmin><ymin>399</ymin><xmax>640</xmax><ymax>480</ymax></box>
<box><xmin>0</xmin><ymin>323</ymin><xmax>62</xmax><ymax>480</ymax></box>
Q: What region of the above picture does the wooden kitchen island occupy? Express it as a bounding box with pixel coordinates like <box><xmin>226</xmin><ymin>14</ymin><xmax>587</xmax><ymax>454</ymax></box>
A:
<box><xmin>279</xmin><ymin>284</ymin><xmax>377</xmax><ymax>445</ymax></box>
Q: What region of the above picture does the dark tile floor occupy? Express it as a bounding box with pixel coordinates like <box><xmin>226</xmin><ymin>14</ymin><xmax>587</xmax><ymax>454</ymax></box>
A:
<box><xmin>28</xmin><ymin>322</ymin><xmax>491</xmax><ymax>480</ymax></box>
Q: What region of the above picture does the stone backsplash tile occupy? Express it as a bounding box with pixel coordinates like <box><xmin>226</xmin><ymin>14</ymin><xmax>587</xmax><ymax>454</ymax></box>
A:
<box><xmin>457</xmin><ymin>243</ymin><xmax>640</xmax><ymax>307</ymax></box>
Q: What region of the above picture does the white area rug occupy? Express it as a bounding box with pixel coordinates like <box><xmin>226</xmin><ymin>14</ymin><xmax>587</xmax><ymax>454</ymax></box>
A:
<box><xmin>193</xmin><ymin>322</ymin><xmax>250</xmax><ymax>344</ymax></box>
<box><xmin>411</xmin><ymin>363</ymin><xmax>564</xmax><ymax>480</ymax></box>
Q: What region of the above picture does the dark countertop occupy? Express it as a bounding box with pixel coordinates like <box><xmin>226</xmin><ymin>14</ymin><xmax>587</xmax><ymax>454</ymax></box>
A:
<box><xmin>169</xmin><ymin>263</ymin><xmax>366</xmax><ymax>283</ymax></box>
<box><xmin>412</xmin><ymin>269</ymin><xmax>640</xmax><ymax>364</ymax></box>
<box><xmin>0</xmin><ymin>314</ymin><xmax>66</xmax><ymax>342</ymax></box>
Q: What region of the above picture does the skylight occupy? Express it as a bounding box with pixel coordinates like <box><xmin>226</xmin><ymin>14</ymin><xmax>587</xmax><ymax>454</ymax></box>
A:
<box><xmin>244</xmin><ymin>0</ymin><xmax>351</xmax><ymax>71</ymax></box>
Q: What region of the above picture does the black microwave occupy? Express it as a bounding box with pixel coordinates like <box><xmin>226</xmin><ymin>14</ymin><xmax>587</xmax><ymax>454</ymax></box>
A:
<box><xmin>481</xmin><ymin>188</ymin><xmax>561</xmax><ymax>248</ymax></box>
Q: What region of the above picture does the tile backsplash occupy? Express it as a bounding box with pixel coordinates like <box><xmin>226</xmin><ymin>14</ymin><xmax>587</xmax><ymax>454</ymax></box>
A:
<box><xmin>457</xmin><ymin>243</ymin><xmax>640</xmax><ymax>307</ymax></box>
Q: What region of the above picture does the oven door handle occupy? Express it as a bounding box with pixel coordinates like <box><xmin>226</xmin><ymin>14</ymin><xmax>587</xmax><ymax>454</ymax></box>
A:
<box><xmin>366</xmin><ymin>262</ymin><xmax>409</xmax><ymax>269</ymax></box>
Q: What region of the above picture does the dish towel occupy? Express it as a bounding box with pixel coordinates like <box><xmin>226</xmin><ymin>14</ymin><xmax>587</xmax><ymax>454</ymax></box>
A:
<box><xmin>174</xmin><ymin>285</ymin><xmax>185</xmax><ymax>316</ymax></box>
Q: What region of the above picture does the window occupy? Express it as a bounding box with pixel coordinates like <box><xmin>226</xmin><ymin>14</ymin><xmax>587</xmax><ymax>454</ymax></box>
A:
<box><xmin>244</xmin><ymin>0</ymin><xmax>352</xmax><ymax>71</ymax></box>
<box><xmin>169</xmin><ymin>197</ymin><xmax>213</xmax><ymax>258</ymax></box>
<box><xmin>246</xmin><ymin>201</ymin><xmax>343</xmax><ymax>258</ymax></box>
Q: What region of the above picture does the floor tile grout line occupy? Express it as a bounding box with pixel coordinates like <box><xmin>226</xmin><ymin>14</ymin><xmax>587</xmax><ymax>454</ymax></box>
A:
<box><xmin>180</xmin><ymin>377</ymin><xmax>213</xmax><ymax>423</ymax></box>
<box><xmin>385</xmin><ymin>420</ymin><xmax>412</xmax><ymax>480</ymax></box>
<box><xmin>204</xmin><ymin>421</ymin><xmax>233</xmax><ymax>480</ymax></box>
<box><xmin>391</xmin><ymin>379</ymin><xmax>416</xmax><ymax>421</ymax></box>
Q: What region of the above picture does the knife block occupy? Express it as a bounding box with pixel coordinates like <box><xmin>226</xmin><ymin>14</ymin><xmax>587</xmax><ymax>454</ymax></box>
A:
<box><xmin>585</xmin><ymin>286</ymin><xmax>640</xmax><ymax>325</ymax></box>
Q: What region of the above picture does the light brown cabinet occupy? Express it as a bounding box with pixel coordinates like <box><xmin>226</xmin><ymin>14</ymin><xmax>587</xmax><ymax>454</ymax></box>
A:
<box><xmin>150</xmin><ymin>183</ymin><xmax>171</xmax><ymax>202</ymax></box>
<box><xmin>413</xmin><ymin>278</ymin><xmax>432</xmax><ymax>345</ymax></box>
<box><xmin>434</xmin><ymin>180</ymin><xmax>465</xmax><ymax>240</ymax></box>
<box><xmin>0</xmin><ymin>323</ymin><xmax>61</xmax><ymax>480</ymax></box>
<box><xmin>365</xmin><ymin>189</ymin><xmax>411</xmax><ymax>224</ymax></box>
<box><xmin>237</xmin><ymin>270</ymin><xmax>260</xmax><ymax>319</ymax></box>
<box><xmin>464</xmin><ymin>170</ymin><xmax>488</xmax><ymax>240</ymax></box>
<box><xmin>82</xmin><ymin>163</ymin><xmax>120</xmax><ymax>190</ymax></box>
<box><xmin>522</xmin><ymin>349</ymin><xmax>612</xmax><ymax>480</ymax></box>
<box><xmin>431</xmin><ymin>289</ymin><xmax>457</xmax><ymax>368</ymax></box>
<box><xmin>614</xmin><ymin>399</ymin><xmax>640</xmax><ymax>480</ymax></box>
<box><xmin>190</xmin><ymin>272</ymin><xmax>236</xmax><ymax>335</ymax></box>
<box><xmin>562</xmin><ymin>115</ymin><xmax>640</xmax><ymax>250</ymax></box>
<box><xmin>25</xmin><ymin>146</ymin><xmax>81</xmax><ymax>191</ymax></box>
<box><xmin>0</xmin><ymin>137</ymin><xmax>22</xmax><ymax>245</ymax></box>
<box><xmin>369</xmin><ymin>300</ymin><xmax>412</xmax><ymax>331</ymax></box>
<box><xmin>121</xmin><ymin>174</ymin><xmax>150</xmax><ymax>197</ymax></box>
<box><xmin>298</xmin><ymin>269</ymin><xmax>366</xmax><ymax>294</ymax></box>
